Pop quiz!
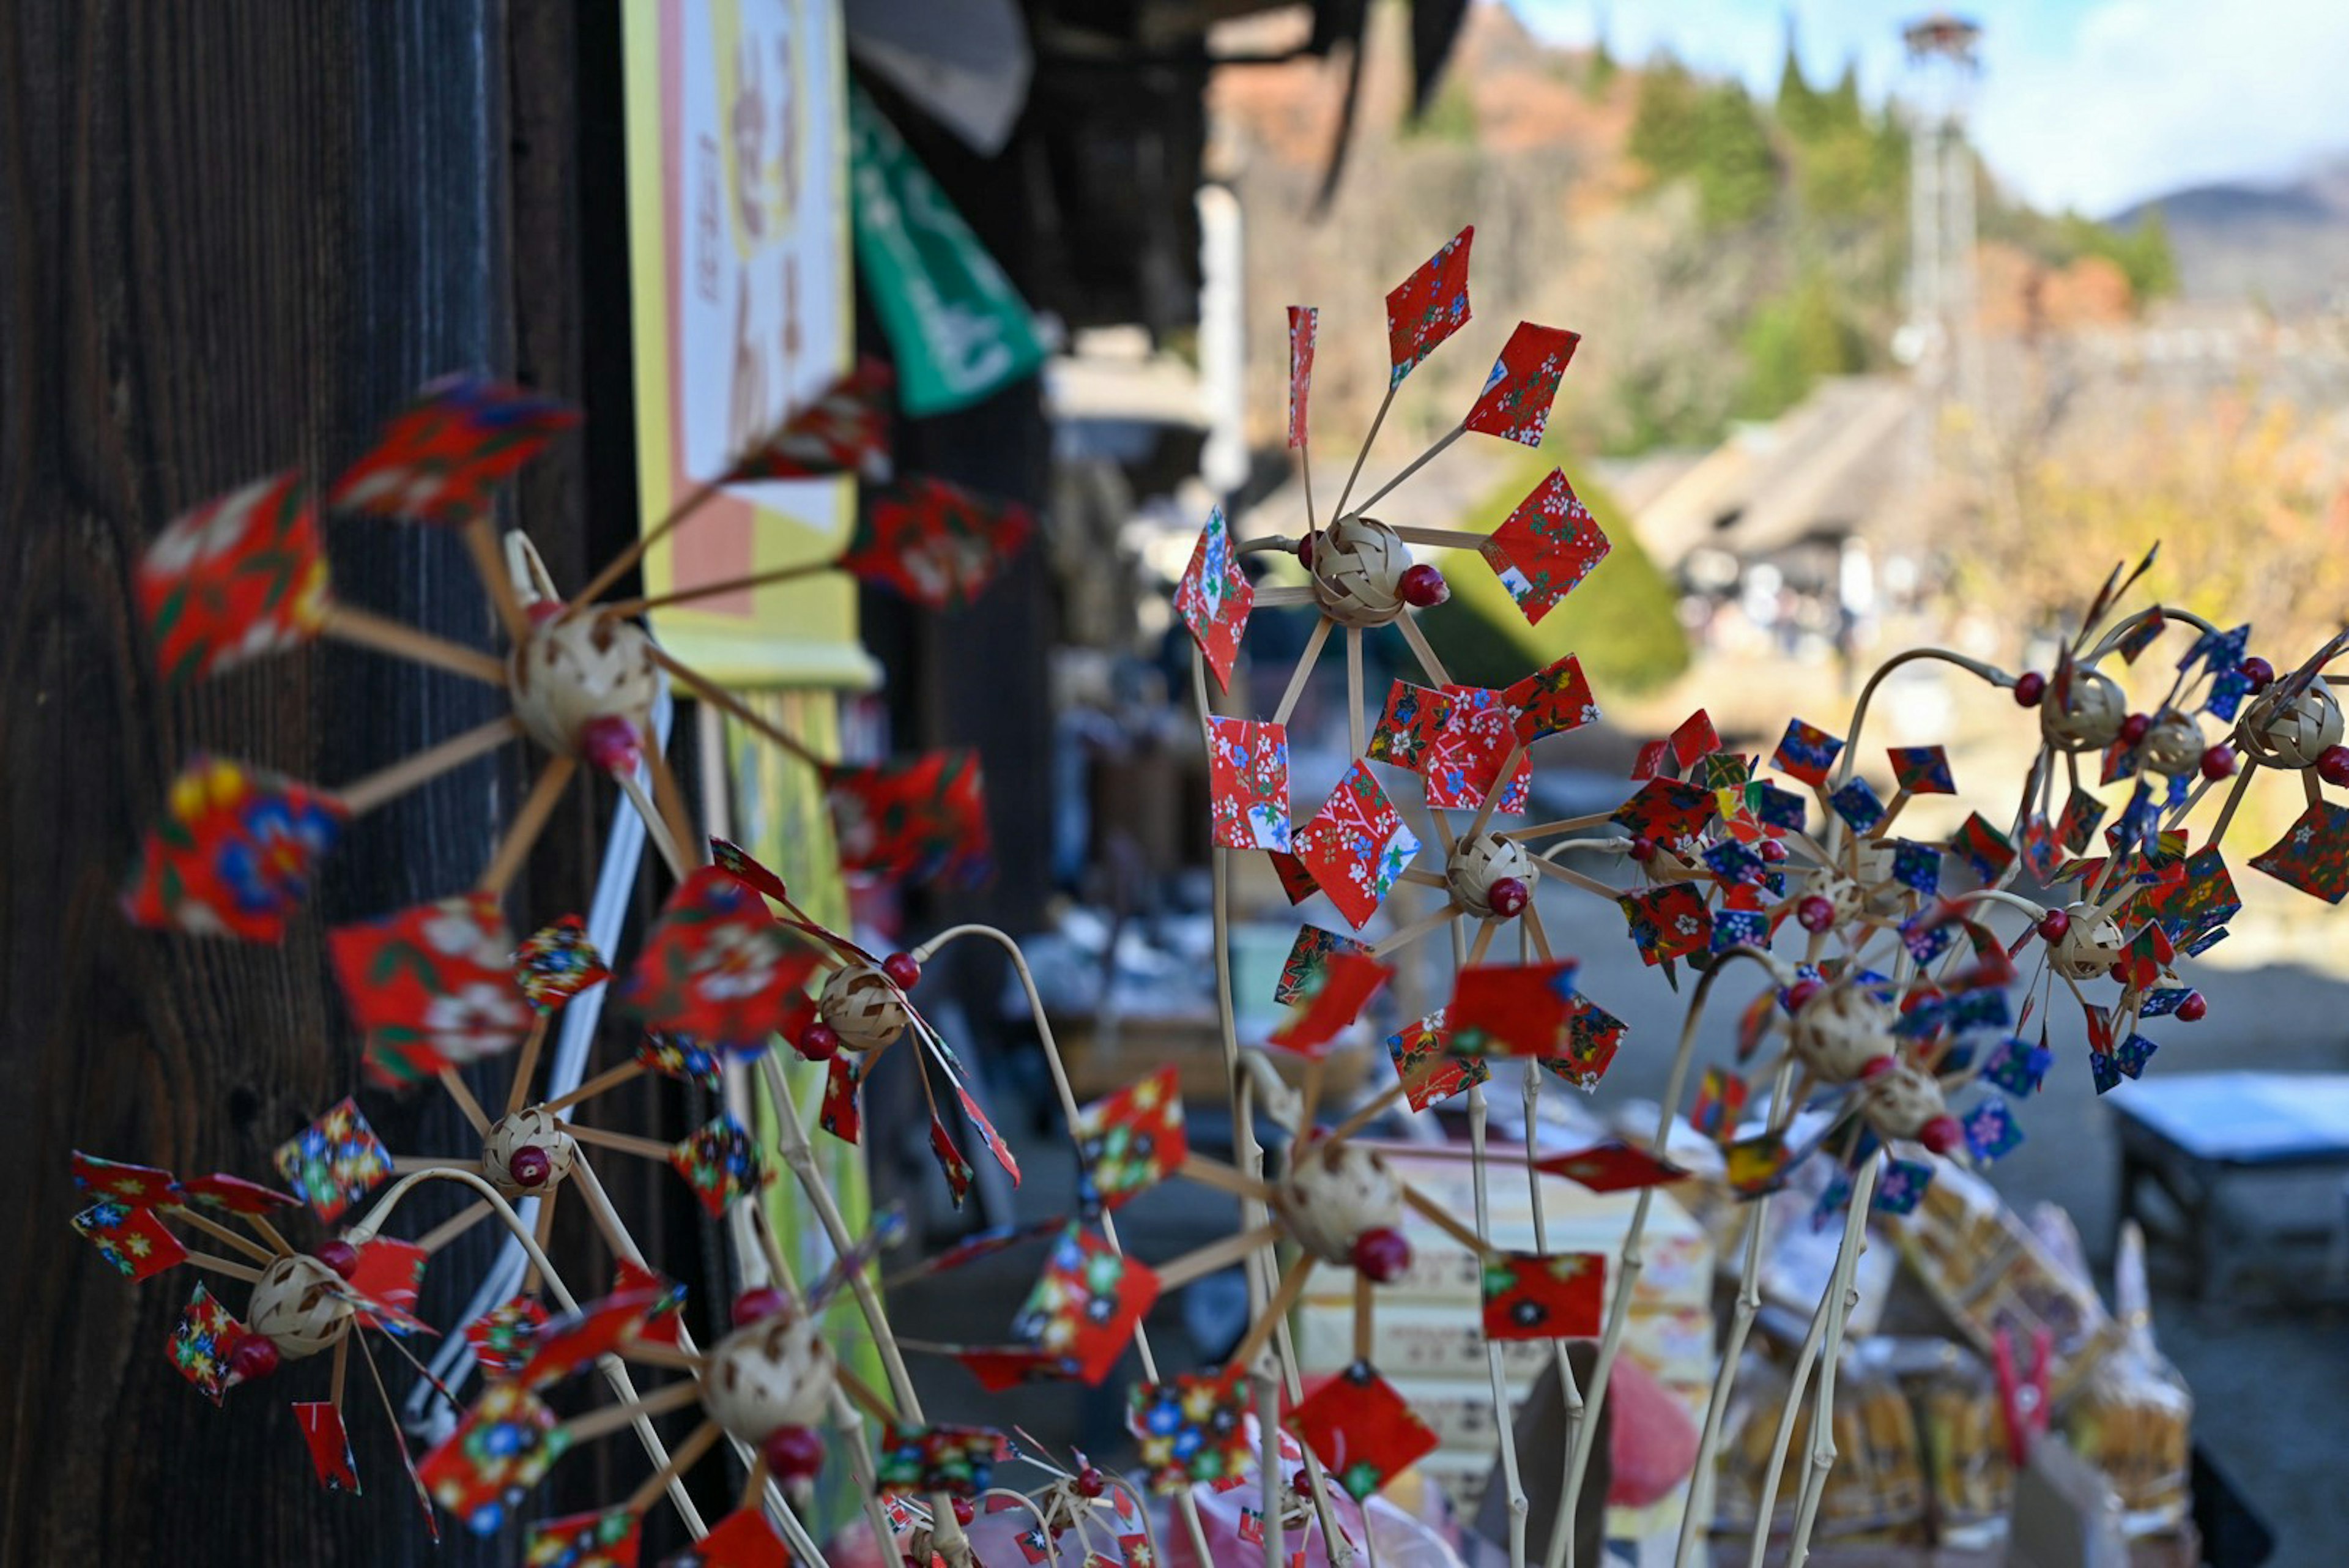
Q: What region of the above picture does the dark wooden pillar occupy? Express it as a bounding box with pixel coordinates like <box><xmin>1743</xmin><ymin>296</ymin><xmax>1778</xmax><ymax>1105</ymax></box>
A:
<box><xmin>0</xmin><ymin>3</ymin><xmax>554</xmax><ymax>1561</ymax></box>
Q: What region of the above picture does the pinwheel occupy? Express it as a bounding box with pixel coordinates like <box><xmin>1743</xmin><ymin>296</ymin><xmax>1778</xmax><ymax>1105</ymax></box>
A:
<box><xmin>123</xmin><ymin>365</ymin><xmax>1025</xmax><ymax>947</ymax></box>
<box><xmin>65</xmin><ymin>1150</ymin><xmax>459</xmax><ymax>1525</ymax></box>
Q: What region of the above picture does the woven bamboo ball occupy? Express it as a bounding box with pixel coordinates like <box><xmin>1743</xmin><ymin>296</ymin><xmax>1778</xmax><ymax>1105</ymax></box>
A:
<box><xmin>1307</xmin><ymin>516</ymin><xmax>1410</xmax><ymax>628</ymax></box>
<box><xmin>510</xmin><ymin>612</ymin><xmax>659</xmax><ymax>759</ymax></box>
<box><xmin>1445</xmin><ymin>831</ymin><xmax>1534</xmax><ymax>919</ymax></box>
<box><xmin>2041</xmin><ymin>668</ymin><xmax>2126</xmax><ymax>752</ymax></box>
<box><xmin>2137</xmin><ymin>710</ymin><xmax>2203</xmax><ymax>778</ymax></box>
<box><xmin>818</xmin><ymin>962</ymin><xmax>908</xmax><ymax>1052</ymax></box>
<box><xmin>2242</xmin><ymin>678</ymin><xmax>2343</xmax><ymax>770</ymax></box>
<box><xmin>2048</xmin><ymin>901</ymin><xmax>2124</xmax><ymax>981</ymax></box>
<box><xmin>700</xmin><ymin>1310</ymin><xmax>837</xmax><ymax>1442</ymax></box>
<box><xmin>247</xmin><ymin>1254</ymin><xmax>357</xmax><ymax>1359</ymax></box>
<box><xmin>1790</xmin><ymin>985</ymin><xmax>1897</xmax><ymax>1085</ymax></box>
<box><xmin>1273</xmin><ymin>1140</ymin><xmax>1403</xmax><ymax>1265</ymax></box>
<box><xmin>1860</xmin><ymin>1061</ymin><xmax>1953</xmax><ymax>1142</ymax></box>
<box><xmin>481</xmin><ymin>1107</ymin><xmax>579</xmax><ymax>1197</ymax></box>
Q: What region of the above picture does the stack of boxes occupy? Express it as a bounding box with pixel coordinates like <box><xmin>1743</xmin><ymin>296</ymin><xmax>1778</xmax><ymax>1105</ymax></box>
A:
<box><xmin>1292</xmin><ymin>1143</ymin><xmax>1717</xmax><ymax>1539</ymax></box>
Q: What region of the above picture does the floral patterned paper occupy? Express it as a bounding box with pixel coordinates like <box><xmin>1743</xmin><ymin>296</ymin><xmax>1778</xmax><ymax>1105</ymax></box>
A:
<box><xmin>1273</xmin><ymin>924</ymin><xmax>1376</xmax><ymax>1008</ymax></box>
<box><xmin>1501</xmin><ymin>653</ymin><xmax>1600</xmax><ymax>743</ymax></box>
<box><xmin>1385</xmin><ymin>226</ymin><xmax>1474</xmax><ymax>386</ymax></box>
<box><xmin>616</xmin><ymin>868</ymin><xmax>817</xmax><ymax>1046</ymax></box>
<box><xmin>524</xmin><ymin>1507</ymin><xmax>642</xmax><ymax>1567</ymax></box>
<box><xmin>1127</xmin><ymin>1373</ymin><xmax>1250</xmax><ymax>1493</ymax></box>
<box><xmin>167</xmin><ymin>1283</ymin><xmax>253</xmax><ymax>1405</ymax></box>
<box><xmin>1887</xmin><ymin>745</ymin><xmax>1956</xmax><ymax>795</ymax></box>
<box><xmin>842</xmin><ymin>474</ymin><xmax>1034</xmax><ymax>611</ymax></box>
<box><xmin>1287</xmin><ymin>306</ymin><xmax>1318</xmax><ymax>448</ymax></box>
<box><xmin>465</xmin><ymin>1293</ymin><xmax>551</xmax><ymax>1380</ymax></box>
<box><xmin>1174</xmin><ymin>506</ymin><xmax>1252</xmax><ymax>693</ymax></box>
<box><xmin>1462</xmin><ymin>322</ymin><xmax>1580</xmax><ymax>446</ymax></box>
<box><xmin>728</xmin><ymin>357</ymin><xmax>893</xmax><ymax>481</ymax></box>
<box><xmin>2250</xmin><ymin>800</ymin><xmax>2349</xmax><ymax>903</ymax></box>
<box><xmin>1292</xmin><ymin>761</ymin><xmax>1419</xmax><ymax>929</ymax></box>
<box><xmin>1073</xmin><ymin>1067</ymin><xmax>1188</xmax><ymax>1213</ymax></box>
<box><xmin>1367</xmin><ymin>680</ymin><xmax>1446</xmax><ymax>770</ymax></box>
<box><xmin>1770</xmin><ymin>719</ymin><xmax>1844</xmax><ymax>787</ymax></box>
<box><xmin>1283</xmin><ymin>1361</ymin><xmax>1438</xmax><ymax>1499</ymax></box>
<box><xmin>513</xmin><ymin>916</ymin><xmax>610</xmax><ymax>1012</ymax></box>
<box><xmin>1385</xmin><ymin>1010</ymin><xmax>1488</xmax><ymax>1111</ymax></box>
<box><xmin>875</xmin><ymin>1422</ymin><xmax>1003</xmax><ymax>1496</ymax></box>
<box><xmin>72</xmin><ymin>1200</ymin><xmax>186</xmax><ymax>1280</ymax></box>
<box><xmin>136</xmin><ymin>471</ymin><xmax>329</xmax><ymax>684</ymax></box>
<box><xmin>418</xmin><ymin>1382</ymin><xmax>570</xmax><ymax>1534</ymax></box>
<box><xmin>329</xmin><ymin>892</ymin><xmax>531</xmax><ymax>1069</ymax></box>
<box><xmin>825</xmin><ymin>749</ymin><xmax>992</xmax><ymax>889</ymax></box>
<box><xmin>1206</xmin><ymin>716</ymin><xmax>1291</xmax><ymax>850</ymax></box>
<box><xmin>122</xmin><ymin>756</ymin><xmax>344</xmax><ymax>941</ymax></box>
<box><xmin>273</xmin><ymin>1096</ymin><xmax>391</xmax><ymax>1223</ymax></box>
<box><xmin>1480</xmin><ymin>1252</ymin><xmax>1604</xmax><ymax>1340</ymax></box>
<box><xmin>1422</xmin><ymin>686</ymin><xmax>1532</xmax><ymax>811</ymax></box>
<box><xmin>328</xmin><ymin>375</ymin><xmax>577</xmax><ymax>524</ymax></box>
<box><xmin>1011</xmin><ymin>1224</ymin><xmax>1162</xmax><ymax>1384</ymax></box>
<box><xmin>1617</xmin><ymin>883</ymin><xmax>1712</xmax><ymax>965</ymax></box>
<box><xmin>667</xmin><ymin>1113</ymin><xmax>760</xmax><ymax>1218</ymax></box>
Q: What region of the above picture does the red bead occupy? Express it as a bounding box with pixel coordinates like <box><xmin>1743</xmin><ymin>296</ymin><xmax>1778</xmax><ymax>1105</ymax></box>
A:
<box><xmin>581</xmin><ymin>715</ymin><xmax>640</xmax><ymax>773</ymax></box>
<box><xmin>1487</xmin><ymin>877</ymin><xmax>1529</xmax><ymax>918</ymax></box>
<box><xmin>2321</xmin><ymin>746</ymin><xmax>2349</xmax><ymax>789</ymax></box>
<box><xmin>1860</xmin><ymin>1054</ymin><xmax>1898</xmax><ymax>1081</ymax></box>
<box><xmin>2119</xmin><ymin>712</ymin><xmax>2151</xmax><ymax>746</ymax></box>
<box><xmin>2241</xmin><ymin>656</ymin><xmax>2275</xmax><ymax>691</ymax></box>
<box><xmin>2177</xmin><ymin>991</ymin><xmax>2208</xmax><ymax>1023</ymax></box>
<box><xmin>1075</xmin><ymin>1466</ymin><xmax>1107</xmax><ymax>1499</ymax></box>
<box><xmin>732</xmin><ymin>1286</ymin><xmax>790</xmax><ymax>1327</ymax></box>
<box><xmin>952</xmin><ymin>1498</ymin><xmax>977</xmax><ymax>1526</ymax></box>
<box><xmin>795</xmin><ymin>1022</ymin><xmax>841</xmax><ymax>1061</ymax></box>
<box><xmin>1759</xmin><ymin>839</ymin><xmax>1789</xmax><ymax>863</ymax></box>
<box><xmin>2199</xmin><ymin>743</ymin><xmax>2237</xmax><ymax>781</ymax></box>
<box><xmin>527</xmin><ymin>598</ymin><xmax>567</xmax><ymax>625</ymax></box>
<box><xmin>1784</xmin><ymin>979</ymin><xmax>1822</xmax><ymax>1012</ymax></box>
<box><xmin>229</xmin><ymin>1337</ymin><xmax>282</xmax><ymax>1382</ymax></box>
<box><xmin>1918</xmin><ymin>1115</ymin><xmax>1965</xmax><ymax>1156</ymax></box>
<box><xmin>881</xmin><ymin>952</ymin><xmax>922</xmax><ymax>990</ymax></box>
<box><xmin>763</xmin><ymin>1424</ymin><xmax>826</xmax><ymax>1482</ymax></box>
<box><xmin>1296</xmin><ymin>532</ymin><xmax>1316</xmax><ymax>569</ymax></box>
<box><xmin>508</xmin><ymin>1145</ymin><xmax>552</xmax><ymax>1189</ymax></box>
<box><xmin>1398</xmin><ymin>564</ymin><xmax>1449</xmax><ymax>608</ymax></box>
<box><xmin>1797</xmin><ymin>895</ymin><xmax>1836</xmax><ymax>934</ymax></box>
<box><xmin>2036</xmin><ymin>908</ymin><xmax>2071</xmax><ymax>943</ymax></box>
<box><xmin>1350</xmin><ymin>1226</ymin><xmax>1413</xmax><ymax>1283</ymax></box>
<box><xmin>1628</xmin><ymin>837</ymin><xmax>1656</xmax><ymax>863</ymax></box>
<box><xmin>313</xmin><ymin>1240</ymin><xmax>360</xmax><ymax>1279</ymax></box>
<box><xmin>2013</xmin><ymin>672</ymin><xmax>2046</xmax><ymax>707</ymax></box>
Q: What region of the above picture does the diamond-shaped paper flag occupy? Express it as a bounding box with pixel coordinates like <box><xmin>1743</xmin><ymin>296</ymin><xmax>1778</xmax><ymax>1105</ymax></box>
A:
<box><xmin>1502</xmin><ymin>653</ymin><xmax>1600</xmax><ymax>743</ymax></box>
<box><xmin>73</xmin><ymin>1200</ymin><xmax>187</xmax><ymax>1281</ymax></box>
<box><xmin>1206</xmin><ymin>716</ymin><xmax>1291</xmax><ymax>852</ymax></box>
<box><xmin>513</xmin><ymin>916</ymin><xmax>611</xmax><ymax>1012</ymax></box>
<box><xmin>668</xmin><ymin>1114</ymin><xmax>760</xmax><ymax>1217</ymax></box>
<box><xmin>1292</xmin><ymin>761</ymin><xmax>1419</xmax><ymax>929</ymax></box>
<box><xmin>1463</xmin><ymin>322</ymin><xmax>1581</xmax><ymax>447</ymax></box>
<box><xmin>1887</xmin><ymin>746</ymin><xmax>1956</xmax><ymax>795</ymax></box>
<box><xmin>136</xmin><ymin>472</ymin><xmax>330</xmax><ymax>685</ymax></box>
<box><xmin>841</xmin><ymin>475</ymin><xmax>1034</xmax><ymax>611</ymax></box>
<box><xmin>418</xmin><ymin>1382</ymin><xmax>571</xmax><ymax>1534</ymax></box>
<box><xmin>122</xmin><ymin>756</ymin><xmax>346</xmax><ymax>942</ymax></box>
<box><xmin>329</xmin><ymin>375</ymin><xmax>577</xmax><ymax>524</ymax></box>
<box><xmin>1175</xmin><ymin>505</ymin><xmax>1252</xmax><ymax>693</ymax></box>
<box><xmin>1284</xmin><ymin>1361</ymin><xmax>1439</xmax><ymax>1500</ymax></box>
<box><xmin>1479</xmin><ymin>469</ymin><xmax>1609</xmax><ymax>627</ymax></box>
<box><xmin>1480</xmin><ymin>1252</ymin><xmax>1604</xmax><ymax>1340</ymax></box>
<box><xmin>2250</xmin><ymin>801</ymin><xmax>2349</xmax><ymax>904</ymax></box>
<box><xmin>1386</xmin><ymin>1011</ymin><xmax>1488</xmax><ymax>1112</ymax></box>
<box><xmin>1128</xmin><ymin>1374</ymin><xmax>1252</xmax><ymax>1494</ymax></box>
<box><xmin>1273</xmin><ymin>924</ymin><xmax>1375</xmax><ymax>1007</ymax></box>
<box><xmin>1445</xmin><ymin>959</ymin><xmax>1582</xmax><ymax>1057</ymax></box>
<box><xmin>1386</xmin><ymin>226</ymin><xmax>1474</xmax><ymax>386</ymax></box>
<box><xmin>1772</xmin><ymin>720</ymin><xmax>1844</xmax><ymax>788</ymax></box>
<box><xmin>1074</xmin><ymin>1066</ymin><xmax>1188</xmax><ymax>1213</ymax></box>
<box><xmin>273</xmin><ymin>1098</ymin><xmax>392</xmax><ymax>1223</ymax></box>
<box><xmin>330</xmin><ymin>892</ymin><xmax>532</xmax><ymax>1072</ymax></box>
<box><xmin>1269</xmin><ymin>950</ymin><xmax>1392</xmax><ymax>1058</ymax></box>
<box><xmin>1009</xmin><ymin>1224</ymin><xmax>1162</xmax><ymax>1384</ymax></box>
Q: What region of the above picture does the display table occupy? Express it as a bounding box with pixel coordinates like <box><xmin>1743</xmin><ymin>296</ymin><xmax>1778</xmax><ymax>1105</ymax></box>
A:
<box><xmin>2107</xmin><ymin>1071</ymin><xmax>2349</xmax><ymax>1299</ymax></box>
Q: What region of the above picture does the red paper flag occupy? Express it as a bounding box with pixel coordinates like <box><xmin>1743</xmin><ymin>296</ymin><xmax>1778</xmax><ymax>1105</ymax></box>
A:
<box><xmin>1269</xmin><ymin>951</ymin><xmax>1392</xmax><ymax>1058</ymax></box>
<box><xmin>1175</xmin><ymin>505</ymin><xmax>1252</xmax><ymax>693</ymax></box>
<box><xmin>1536</xmin><ymin>1140</ymin><xmax>1687</xmax><ymax>1192</ymax></box>
<box><xmin>329</xmin><ymin>375</ymin><xmax>577</xmax><ymax>524</ymax></box>
<box><xmin>1283</xmin><ymin>1361</ymin><xmax>1439</xmax><ymax>1499</ymax></box>
<box><xmin>843</xmin><ymin>475</ymin><xmax>1033</xmax><ymax>610</ymax></box>
<box><xmin>1480</xmin><ymin>1252</ymin><xmax>1604</xmax><ymax>1340</ymax></box>
<box><xmin>1463</xmin><ymin>322</ymin><xmax>1581</xmax><ymax>447</ymax></box>
<box><xmin>727</xmin><ymin>357</ymin><xmax>893</xmax><ymax>481</ymax></box>
<box><xmin>330</xmin><ymin>893</ymin><xmax>532</xmax><ymax>1067</ymax></box>
<box><xmin>295</xmin><ymin>1401</ymin><xmax>362</xmax><ymax>1493</ymax></box>
<box><xmin>136</xmin><ymin>472</ymin><xmax>330</xmax><ymax>684</ymax></box>
<box><xmin>1386</xmin><ymin>227</ymin><xmax>1474</xmax><ymax>385</ymax></box>
<box><xmin>825</xmin><ymin>749</ymin><xmax>992</xmax><ymax>888</ymax></box>
<box><xmin>1288</xmin><ymin>307</ymin><xmax>1318</xmax><ymax>448</ymax></box>
<box><xmin>122</xmin><ymin>757</ymin><xmax>345</xmax><ymax>941</ymax></box>
<box><xmin>1445</xmin><ymin>960</ymin><xmax>1582</xmax><ymax>1057</ymax></box>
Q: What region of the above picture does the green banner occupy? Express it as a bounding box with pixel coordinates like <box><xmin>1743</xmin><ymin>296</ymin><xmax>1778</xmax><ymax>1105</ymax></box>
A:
<box><xmin>849</xmin><ymin>86</ymin><xmax>1047</xmax><ymax>417</ymax></box>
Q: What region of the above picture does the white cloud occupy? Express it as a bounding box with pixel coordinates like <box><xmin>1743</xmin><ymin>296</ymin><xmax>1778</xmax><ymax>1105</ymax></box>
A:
<box><xmin>1502</xmin><ymin>0</ymin><xmax>2349</xmax><ymax>215</ymax></box>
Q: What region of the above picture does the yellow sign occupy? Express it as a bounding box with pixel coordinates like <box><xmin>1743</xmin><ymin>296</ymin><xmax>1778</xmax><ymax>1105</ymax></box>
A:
<box><xmin>623</xmin><ymin>0</ymin><xmax>875</xmax><ymax>686</ymax></box>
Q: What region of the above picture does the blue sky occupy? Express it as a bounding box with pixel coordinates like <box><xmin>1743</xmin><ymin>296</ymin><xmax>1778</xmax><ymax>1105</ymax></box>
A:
<box><xmin>1504</xmin><ymin>0</ymin><xmax>2349</xmax><ymax>215</ymax></box>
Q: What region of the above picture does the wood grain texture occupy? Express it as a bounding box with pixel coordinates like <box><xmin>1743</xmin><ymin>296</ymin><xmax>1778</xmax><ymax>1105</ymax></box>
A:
<box><xmin>0</xmin><ymin>2</ymin><xmax>527</xmax><ymax>1561</ymax></box>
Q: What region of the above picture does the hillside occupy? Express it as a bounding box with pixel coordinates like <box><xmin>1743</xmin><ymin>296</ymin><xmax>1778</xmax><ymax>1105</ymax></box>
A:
<box><xmin>2113</xmin><ymin>161</ymin><xmax>2349</xmax><ymax>310</ymax></box>
<box><xmin>1209</xmin><ymin>4</ymin><xmax>2169</xmax><ymax>459</ymax></box>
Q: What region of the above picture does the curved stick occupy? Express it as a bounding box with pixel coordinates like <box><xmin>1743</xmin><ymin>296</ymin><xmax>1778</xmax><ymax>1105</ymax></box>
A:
<box><xmin>345</xmin><ymin>1167</ymin><xmax>706</xmax><ymax>1536</ymax></box>
<box><xmin>1783</xmin><ymin>1151</ymin><xmax>1885</xmax><ymax>1566</ymax></box>
<box><xmin>912</xmin><ymin>921</ymin><xmax>1217</xmax><ymax>1568</ymax></box>
<box><xmin>754</xmin><ymin>1051</ymin><xmax>977</xmax><ymax>1568</ymax></box>
<box><xmin>1671</xmin><ymin>1053</ymin><xmax>1797</xmax><ymax>1568</ymax></box>
<box><xmin>1549</xmin><ymin>945</ymin><xmax>1786</xmax><ymax>1568</ymax></box>
<box><xmin>2080</xmin><ymin>603</ymin><xmax>2221</xmax><ymax>665</ymax></box>
<box><xmin>1825</xmin><ymin>647</ymin><xmax>2011</xmax><ymax>797</ymax></box>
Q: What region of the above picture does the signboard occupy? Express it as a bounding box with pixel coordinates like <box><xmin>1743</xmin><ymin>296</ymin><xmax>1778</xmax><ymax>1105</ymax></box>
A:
<box><xmin>624</xmin><ymin>0</ymin><xmax>876</xmax><ymax>686</ymax></box>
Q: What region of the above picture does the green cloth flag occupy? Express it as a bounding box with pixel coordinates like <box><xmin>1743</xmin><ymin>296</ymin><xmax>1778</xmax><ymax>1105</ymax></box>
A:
<box><xmin>849</xmin><ymin>87</ymin><xmax>1047</xmax><ymax>417</ymax></box>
